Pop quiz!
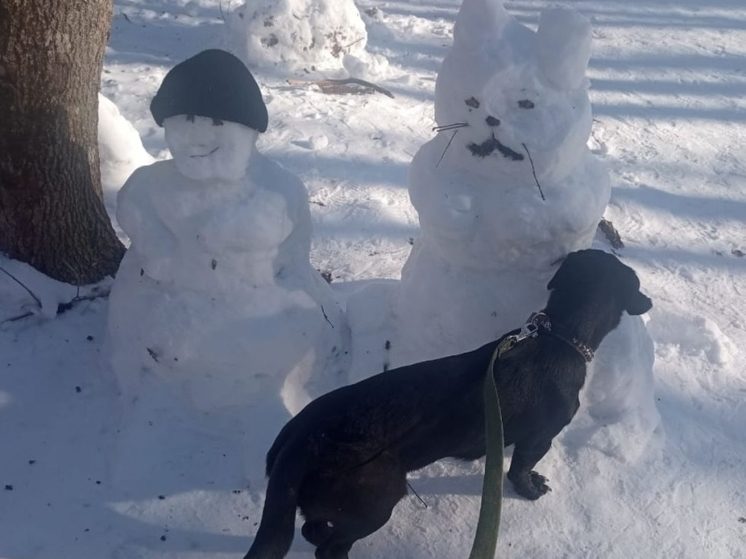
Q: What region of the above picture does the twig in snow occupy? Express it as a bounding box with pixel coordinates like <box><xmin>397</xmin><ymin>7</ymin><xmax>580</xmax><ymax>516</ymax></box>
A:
<box><xmin>598</xmin><ymin>218</ymin><xmax>624</xmax><ymax>249</ymax></box>
<box><xmin>0</xmin><ymin>311</ymin><xmax>35</xmax><ymax>327</ymax></box>
<box><xmin>433</xmin><ymin>122</ymin><xmax>468</xmax><ymax>133</ymax></box>
<box><xmin>320</xmin><ymin>305</ymin><xmax>335</xmax><ymax>328</ymax></box>
<box><xmin>0</xmin><ymin>287</ymin><xmax>111</xmax><ymax>327</ymax></box>
<box><xmin>287</xmin><ymin>78</ymin><xmax>394</xmax><ymax>99</ymax></box>
<box><xmin>147</xmin><ymin>347</ymin><xmax>160</xmax><ymax>363</ymax></box>
<box><xmin>437</xmin><ymin>129</ymin><xmax>459</xmax><ymax>168</ymax></box>
<box><xmin>56</xmin><ymin>288</ymin><xmax>111</xmax><ymax>316</ymax></box>
<box><xmin>521</xmin><ymin>143</ymin><xmax>546</xmax><ymax>202</ymax></box>
<box><xmin>342</xmin><ymin>37</ymin><xmax>365</xmax><ymax>52</ymax></box>
<box><xmin>407</xmin><ymin>481</ymin><xmax>428</xmax><ymax>509</ymax></box>
<box><xmin>0</xmin><ymin>265</ymin><xmax>42</xmax><ymax>308</ymax></box>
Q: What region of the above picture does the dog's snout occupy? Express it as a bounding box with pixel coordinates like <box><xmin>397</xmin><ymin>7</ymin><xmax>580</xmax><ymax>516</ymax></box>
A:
<box><xmin>627</xmin><ymin>292</ymin><xmax>652</xmax><ymax>315</ymax></box>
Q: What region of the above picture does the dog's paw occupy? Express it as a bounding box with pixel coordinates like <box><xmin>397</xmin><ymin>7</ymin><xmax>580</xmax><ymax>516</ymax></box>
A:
<box><xmin>508</xmin><ymin>470</ymin><xmax>552</xmax><ymax>500</ymax></box>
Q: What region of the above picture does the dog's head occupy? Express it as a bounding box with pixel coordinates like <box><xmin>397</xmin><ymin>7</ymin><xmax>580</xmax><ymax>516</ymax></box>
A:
<box><xmin>548</xmin><ymin>249</ymin><xmax>652</xmax><ymax>316</ymax></box>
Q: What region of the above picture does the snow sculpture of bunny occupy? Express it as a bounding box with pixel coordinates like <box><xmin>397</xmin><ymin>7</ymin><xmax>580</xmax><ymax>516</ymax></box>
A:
<box><xmin>396</xmin><ymin>1</ymin><xmax>658</xmax><ymax>456</ymax></box>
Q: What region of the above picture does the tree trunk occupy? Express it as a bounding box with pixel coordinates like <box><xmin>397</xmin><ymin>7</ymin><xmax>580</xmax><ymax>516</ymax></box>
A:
<box><xmin>0</xmin><ymin>0</ymin><xmax>125</xmax><ymax>285</ymax></box>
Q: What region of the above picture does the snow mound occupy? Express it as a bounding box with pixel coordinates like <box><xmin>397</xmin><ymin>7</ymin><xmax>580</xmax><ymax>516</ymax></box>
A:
<box><xmin>229</xmin><ymin>0</ymin><xmax>369</xmax><ymax>76</ymax></box>
<box><xmin>574</xmin><ymin>314</ymin><xmax>661</xmax><ymax>461</ymax></box>
<box><xmin>98</xmin><ymin>94</ymin><xmax>154</xmax><ymax>227</ymax></box>
<box><xmin>648</xmin><ymin>310</ymin><xmax>736</xmax><ymax>367</ymax></box>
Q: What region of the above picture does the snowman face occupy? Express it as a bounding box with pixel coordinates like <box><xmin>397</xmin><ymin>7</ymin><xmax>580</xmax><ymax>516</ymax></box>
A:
<box><xmin>481</xmin><ymin>65</ymin><xmax>591</xmax><ymax>181</ymax></box>
<box><xmin>164</xmin><ymin>115</ymin><xmax>259</xmax><ymax>182</ymax></box>
<box><xmin>446</xmin><ymin>62</ymin><xmax>591</xmax><ymax>185</ymax></box>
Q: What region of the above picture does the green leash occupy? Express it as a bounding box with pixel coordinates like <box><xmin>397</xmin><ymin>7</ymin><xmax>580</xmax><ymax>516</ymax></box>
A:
<box><xmin>468</xmin><ymin>337</ymin><xmax>514</xmax><ymax>559</ymax></box>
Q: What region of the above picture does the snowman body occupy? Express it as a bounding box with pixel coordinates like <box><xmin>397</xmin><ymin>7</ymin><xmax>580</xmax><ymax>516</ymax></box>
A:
<box><xmin>107</xmin><ymin>117</ymin><xmax>348</xmax><ymax>489</ymax></box>
<box><xmin>397</xmin><ymin>1</ymin><xmax>608</xmax><ymax>363</ymax></box>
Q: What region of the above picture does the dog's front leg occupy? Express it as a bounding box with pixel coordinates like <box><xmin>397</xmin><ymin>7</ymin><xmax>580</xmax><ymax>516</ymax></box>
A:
<box><xmin>506</xmin><ymin>438</ymin><xmax>553</xmax><ymax>500</ymax></box>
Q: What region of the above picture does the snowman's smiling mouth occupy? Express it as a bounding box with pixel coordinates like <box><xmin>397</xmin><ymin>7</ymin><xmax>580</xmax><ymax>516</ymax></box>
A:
<box><xmin>190</xmin><ymin>146</ymin><xmax>220</xmax><ymax>158</ymax></box>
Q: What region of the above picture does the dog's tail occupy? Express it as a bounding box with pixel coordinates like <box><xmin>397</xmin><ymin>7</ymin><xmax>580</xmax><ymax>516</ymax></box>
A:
<box><xmin>244</xmin><ymin>439</ymin><xmax>308</xmax><ymax>559</ymax></box>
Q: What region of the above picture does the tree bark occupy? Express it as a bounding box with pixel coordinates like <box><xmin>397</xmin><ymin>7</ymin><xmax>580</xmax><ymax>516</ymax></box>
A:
<box><xmin>0</xmin><ymin>0</ymin><xmax>125</xmax><ymax>285</ymax></box>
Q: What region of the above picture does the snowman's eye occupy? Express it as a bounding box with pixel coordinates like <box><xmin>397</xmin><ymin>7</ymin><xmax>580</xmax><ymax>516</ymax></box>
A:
<box><xmin>518</xmin><ymin>100</ymin><xmax>535</xmax><ymax>109</ymax></box>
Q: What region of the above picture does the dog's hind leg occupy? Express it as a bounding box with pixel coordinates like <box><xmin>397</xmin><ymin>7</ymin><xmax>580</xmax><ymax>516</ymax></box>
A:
<box><xmin>301</xmin><ymin>452</ymin><xmax>407</xmax><ymax>558</ymax></box>
<box><xmin>315</xmin><ymin>539</ymin><xmax>353</xmax><ymax>559</ymax></box>
<box><xmin>302</xmin><ymin>520</ymin><xmax>334</xmax><ymax>547</ymax></box>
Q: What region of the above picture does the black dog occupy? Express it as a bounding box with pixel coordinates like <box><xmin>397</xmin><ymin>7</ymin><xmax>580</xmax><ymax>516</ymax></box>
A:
<box><xmin>244</xmin><ymin>249</ymin><xmax>652</xmax><ymax>559</ymax></box>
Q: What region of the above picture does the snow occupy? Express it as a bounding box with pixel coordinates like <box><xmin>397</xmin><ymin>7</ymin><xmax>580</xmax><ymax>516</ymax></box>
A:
<box><xmin>228</xmin><ymin>0</ymin><xmax>369</xmax><ymax>76</ymax></box>
<box><xmin>0</xmin><ymin>256</ymin><xmax>81</xmax><ymax>320</ymax></box>
<box><xmin>2</xmin><ymin>1</ymin><xmax>746</xmax><ymax>558</ymax></box>
<box><xmin>98</xmin><ymin>93</ymin><xmax>156</xmax><ymax>233</ymax></box>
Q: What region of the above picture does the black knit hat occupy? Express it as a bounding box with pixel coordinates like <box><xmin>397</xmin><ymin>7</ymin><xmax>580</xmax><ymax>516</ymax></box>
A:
<box><xmin>150</xmin><ymin>49</ymin><xmax>268</xmax><ymax>132</ymax></box>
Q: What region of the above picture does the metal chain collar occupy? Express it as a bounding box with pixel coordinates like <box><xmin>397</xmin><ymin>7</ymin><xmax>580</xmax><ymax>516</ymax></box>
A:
<box><xmin>497</xmin><ymin>311</ymin><xmax>594</xmax><ymax>363</ymax></box>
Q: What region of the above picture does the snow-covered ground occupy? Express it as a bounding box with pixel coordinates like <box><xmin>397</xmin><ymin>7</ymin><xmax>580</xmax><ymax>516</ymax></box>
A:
<box><xmin>1</xmin><ymin>1</ymin><xmax>745</xmax><ymax>558</ymax></box>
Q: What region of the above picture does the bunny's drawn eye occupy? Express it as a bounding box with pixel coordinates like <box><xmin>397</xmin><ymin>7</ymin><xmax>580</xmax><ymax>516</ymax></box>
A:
<box><xmin>465</xmin><ymin>97</ymin><xmax>480</xmax><ymax>110</ymax></box>
<box><xmin>518</xmin><ymin>100</ymin><xmax>535</xmax><ymax>109</ymax></box>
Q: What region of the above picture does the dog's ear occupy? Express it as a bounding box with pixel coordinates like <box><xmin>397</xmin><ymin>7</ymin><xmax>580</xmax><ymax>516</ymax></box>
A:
<box><xmin>547</xmin><ymin>251</ymin><xmax>593</xmax><ymax>291</ymax></box>
<box><xmin>625</xmin><ymin>291</ymin><xmax>652</xmax><ymax>315</ymax></box>
<box><xmin>620</xmin><ymin>265</ymin><xmax>652</xmax><ymax>315</ymax></box>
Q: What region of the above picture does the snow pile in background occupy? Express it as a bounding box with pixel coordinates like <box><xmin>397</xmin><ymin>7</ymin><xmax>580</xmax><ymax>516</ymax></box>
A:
<box><xmin>229</xmin><ymin>0</ymin><xmax>371</xmax><ymax>76</ymax></box>
<box><xmin>576</xmin><ymin>313</ymin><xmax>659</xmax><ymax>461</ymax></box>
<box><xmin>98</xmin><ymin>93</ymin><xmax>154</xmax><ymax>229</ymax></box>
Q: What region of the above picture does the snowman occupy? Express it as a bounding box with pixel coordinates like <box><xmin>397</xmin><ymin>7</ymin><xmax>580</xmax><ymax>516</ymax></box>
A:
<box><xmin>107</xmin><ymin>50</ymin><xmax>348</xmax><ymax>484</ymax></box>
<box><xmin>395</xmin><ymin>1</ymin><xmax>658</xmax><ymax>455</ymax></box>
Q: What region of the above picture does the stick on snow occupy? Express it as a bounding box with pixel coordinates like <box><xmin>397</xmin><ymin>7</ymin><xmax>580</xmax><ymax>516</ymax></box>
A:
<box><xmin>521</xmin><ymin>143</ymin><xmax>546</xmax><ymax>201</ymax></box>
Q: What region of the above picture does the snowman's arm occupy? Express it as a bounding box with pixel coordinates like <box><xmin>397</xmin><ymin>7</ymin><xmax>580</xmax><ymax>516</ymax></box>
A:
<box><xmin>283</xmin><ymin>172</ymin><xmax>312</xmax><ymax>238</ymax></box>
<box><xmin>116</xmin><ymin>168</ymin><xmax>177</xmax><ymax>259</ymax></box>
<box><xmin>409</xmin><ymin>153</ymin><xmax>476</xmax><ymax>238</ymax></box>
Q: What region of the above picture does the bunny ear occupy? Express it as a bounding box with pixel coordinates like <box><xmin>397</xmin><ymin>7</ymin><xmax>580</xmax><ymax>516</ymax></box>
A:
<box><xmin>536</xmin><ymin>8</ymin><xmax>592</xmax><ymax>90</ymax></box>
<box><xmin>453</xmin><ymin>0</ymin><xmax>511</xmax><ymax>48</ymax></box>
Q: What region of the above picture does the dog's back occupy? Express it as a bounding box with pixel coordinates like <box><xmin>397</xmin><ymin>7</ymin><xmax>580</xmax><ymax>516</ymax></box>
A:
<box><xmin>245</xmin><ymin>343</ymin><xmax>496</xmax><ymax>559</ymax></box>
<box><xmin>267</xmin><ymin>345</ymin><xmax>495</xmax><ymax>472</ymax></box>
